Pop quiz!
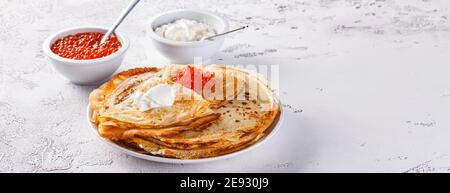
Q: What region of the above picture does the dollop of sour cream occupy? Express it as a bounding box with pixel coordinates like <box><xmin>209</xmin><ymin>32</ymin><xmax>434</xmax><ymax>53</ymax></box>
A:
<box><xmin>154</xmin><ymin>19</ymin><xmax>216</xmax><ymax>42</ymax></box>
<box><xmin>133</xmin><ymin>84</ymin><xmax>177</xmax><ymax>112</ymax></box>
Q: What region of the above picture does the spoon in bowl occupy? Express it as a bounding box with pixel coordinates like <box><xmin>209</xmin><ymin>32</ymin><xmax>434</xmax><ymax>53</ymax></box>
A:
<box><xmin>100</xmin><ymin>0</ymin><xmax>141</xmax><ymax>44</ymax></box>
<box><xmin>201</xmin><ymin>25</ymin><xmax>249</xmax><ymax>41</ymax></box>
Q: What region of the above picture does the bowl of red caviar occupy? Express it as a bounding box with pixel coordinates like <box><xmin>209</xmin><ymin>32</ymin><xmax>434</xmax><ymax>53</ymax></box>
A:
<box><xmin>43</xmin><ymin>26</ymin><xmax>129</xmax><ymax>85</ymax></box>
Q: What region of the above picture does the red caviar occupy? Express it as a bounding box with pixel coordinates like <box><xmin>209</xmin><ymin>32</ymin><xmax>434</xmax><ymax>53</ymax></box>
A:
<box><xmin>173</xmin><ymin>65</ymin><xmax>214</xmax><ymax>94</ymax></box>
<box><xmin>50</xmin><ymin>32</ymin><xmax>122</xmax><ymax>60</ymax></box>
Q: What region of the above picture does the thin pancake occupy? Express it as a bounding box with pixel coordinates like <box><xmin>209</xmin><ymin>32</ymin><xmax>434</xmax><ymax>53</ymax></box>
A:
<box><xmin>89</xmin><ymin>64</ymin><xmax>280</xmax><ymax>159</ymax></box>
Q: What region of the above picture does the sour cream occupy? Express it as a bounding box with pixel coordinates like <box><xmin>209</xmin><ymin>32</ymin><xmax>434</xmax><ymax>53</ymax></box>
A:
<box><xmin>133</xmin><ymin>84</ymin><xmax>177</xmax><ymax>112</ymax></box>
<box><xmin>154</xmin><ymin>19</ymin><xmax>216</xmax><ymax>42</ymax></box>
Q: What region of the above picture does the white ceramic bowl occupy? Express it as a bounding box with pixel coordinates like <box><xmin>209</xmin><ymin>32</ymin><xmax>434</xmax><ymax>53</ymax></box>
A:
<box><xmin>86</xmin><ymin>103</ymin><xmax>283</xmax><ymax>164</ymax></box>
<box><xmin>43</xmin><ymin>26</ymin><xmax>129</xmax><ymax>85</ymax></box>
<box><xmin>147</xmin><ymin>9</ymin><xmax>229</xmax><ymax>64</ymax></box>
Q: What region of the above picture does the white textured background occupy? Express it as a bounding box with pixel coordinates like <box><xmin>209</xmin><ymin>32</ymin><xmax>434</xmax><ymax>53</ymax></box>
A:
<box><xmin>1</xmin><ymin>0</ymin><xmax>450</xmax><ymax>172</ymax></box>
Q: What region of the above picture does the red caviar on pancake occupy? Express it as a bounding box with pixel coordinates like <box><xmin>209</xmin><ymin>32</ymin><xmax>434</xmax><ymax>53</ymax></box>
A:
<box><xmin>173</xmin><ymin>65</ymin><xmax>214</xmax><ymax>94</ymax></box>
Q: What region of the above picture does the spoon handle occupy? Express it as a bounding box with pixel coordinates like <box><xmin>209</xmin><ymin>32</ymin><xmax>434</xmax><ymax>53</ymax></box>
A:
<box><xmin>202</xmin><ymin>25</ymin><xmax>249</xmax><ymax>41</ymax></box>
<box><xmin>100</xmin><ymin>0</ymin><xmax>141</xmax><ymax>44</ymax></box>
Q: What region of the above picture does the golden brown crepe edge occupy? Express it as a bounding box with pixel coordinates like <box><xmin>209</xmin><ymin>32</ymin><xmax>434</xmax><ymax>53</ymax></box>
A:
<box><xmin>89</xmin><ymin>67</ymin><xmax>160</xmax><ymax>126</ymax></box>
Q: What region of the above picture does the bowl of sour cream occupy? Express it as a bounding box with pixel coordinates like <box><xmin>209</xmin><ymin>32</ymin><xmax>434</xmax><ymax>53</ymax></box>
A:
<box><xmin>147</xmin><ymin>9</ymin><xmax>229</xmax><ymax>64</ymax></box>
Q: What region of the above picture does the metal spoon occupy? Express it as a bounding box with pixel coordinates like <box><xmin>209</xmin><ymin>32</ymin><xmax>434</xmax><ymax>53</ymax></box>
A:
<box><xmin>201</xmin><ymin>25</ymin><xmax>249</xmax><ymax>41</ymax></box>
<box><xmin>100</xmin><ymin>0</ymin><xmax>141</xmax><ymax>44</ymax></box>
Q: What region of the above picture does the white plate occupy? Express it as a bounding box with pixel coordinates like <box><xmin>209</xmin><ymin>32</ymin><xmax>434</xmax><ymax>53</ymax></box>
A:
<box><xmin>86</xmin><ymin>103</ymin><xmax>284</xmax><ymax>164</ymax></box>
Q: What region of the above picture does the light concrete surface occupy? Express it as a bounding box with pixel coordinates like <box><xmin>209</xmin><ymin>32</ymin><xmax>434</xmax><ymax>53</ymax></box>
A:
<box><xmin>1</xmin><ymin>0</ymin><xmax>450</xmax><ymax>172</ymax></box>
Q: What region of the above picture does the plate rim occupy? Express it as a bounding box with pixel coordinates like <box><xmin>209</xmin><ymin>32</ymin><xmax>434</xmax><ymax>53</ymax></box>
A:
<box><xmin>86</xmin><ymin>102</ymin><xmax>284</xmax><ymax>164</ymax></box>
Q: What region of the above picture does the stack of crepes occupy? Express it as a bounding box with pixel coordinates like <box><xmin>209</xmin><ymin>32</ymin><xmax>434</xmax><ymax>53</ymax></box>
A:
<box><xmin>89</xmin><ymin>64</ymin><xmax>280</xmax><ymax>159</ymax></box>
